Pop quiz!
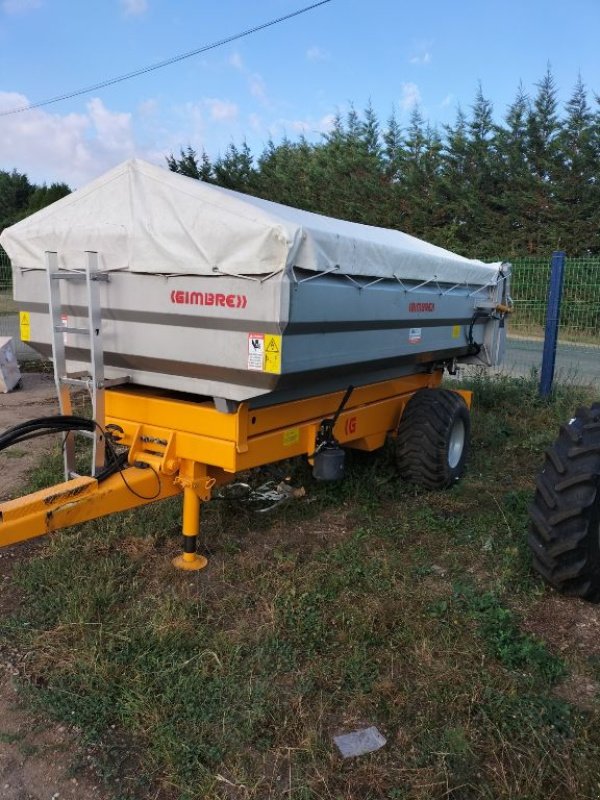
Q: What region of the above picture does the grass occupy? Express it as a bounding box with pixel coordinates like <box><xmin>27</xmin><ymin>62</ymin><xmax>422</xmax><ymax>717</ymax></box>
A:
<box><xmin>0</xmin><ymin>289</ymin><xmax>17</xmax><ymax>315</ymax></box>
<box><xmin>2</xmin><ymin>373</ymin><xmax>600</xmax><ymax>799</ymax></box>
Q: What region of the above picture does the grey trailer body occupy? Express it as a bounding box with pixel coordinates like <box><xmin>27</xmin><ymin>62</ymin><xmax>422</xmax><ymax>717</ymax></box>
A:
<box><xmin>2</xmin><ymin>159</ymin><xmax>510</xmax><ymax>407</ymax></box>
<box><xmin>13</xmin><ymin>266</ymin><xmax>509</xmax><ymax>406</ymax></box>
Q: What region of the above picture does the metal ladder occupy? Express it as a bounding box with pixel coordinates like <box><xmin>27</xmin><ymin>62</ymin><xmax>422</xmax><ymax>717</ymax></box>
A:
<box><xmin>46</xmin><ymin>250</ymin><xmax>123</xmax><ymax>480</ymax></box>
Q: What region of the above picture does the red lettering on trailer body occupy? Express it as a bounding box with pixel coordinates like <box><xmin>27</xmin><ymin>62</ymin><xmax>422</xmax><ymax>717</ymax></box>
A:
<box><xmin>409</xmin><ymin>302</ymin><xmax>436</xmax><ymax>313</ymax></box>
<box><xmin>170</xmin><ymin>290</ymin><xmax>247</xmax><ymax>309</ymax></box>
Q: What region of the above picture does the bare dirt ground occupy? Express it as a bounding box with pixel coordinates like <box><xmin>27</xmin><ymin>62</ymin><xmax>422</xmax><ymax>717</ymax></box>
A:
<box><xmin>0</xmin><ymin>373</ymin><xmax>57</xmax><ymax>502</ymax></box>
<box><xmin>0</xmin><ymin>373</ymin><xmax>109</xmax><ymax>800</ymax></box>
<box><xmin>522</xmin><ymin>593</ymin><xmax>600</xmax><ymax>710</ymax></box>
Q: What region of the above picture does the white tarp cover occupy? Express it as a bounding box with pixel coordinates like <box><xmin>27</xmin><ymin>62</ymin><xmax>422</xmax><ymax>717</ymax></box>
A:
<box><xmin>0</xmin><ymin>158</ymin><xmax>501</xmax><ymax>285</ymax></box>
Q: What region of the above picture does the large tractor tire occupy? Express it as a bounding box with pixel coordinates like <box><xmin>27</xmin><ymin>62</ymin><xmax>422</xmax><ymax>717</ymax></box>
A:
<box><xmin>528</xmin><ymin>403</ymin><xmax>600</xmax><ymax>601</ymax></box>
<box><xmin>395</xmin><ymin>388</ymin><xmax>470</xmax><ymax>489</ymax></box>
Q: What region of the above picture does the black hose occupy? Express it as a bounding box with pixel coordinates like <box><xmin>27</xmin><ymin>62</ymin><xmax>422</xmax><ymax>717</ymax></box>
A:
<box><xmin>0</xmin><ymin>415</ymin><xmax>125</xmax><ymax>483</ymax></box>
<box><xmin>467</xmin><ymin>311</ymin><xmax>490</xmax><ymax>356</ymax></box>
<box><xmin>0</xmin><ymin>414</ymin><xmax>94</xmax><ymax>448</ymax></box>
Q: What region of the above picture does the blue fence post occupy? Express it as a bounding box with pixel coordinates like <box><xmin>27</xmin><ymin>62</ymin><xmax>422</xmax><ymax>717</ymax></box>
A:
<box><xmin>539</xmin><ymin>250</ymin><xmax>566</xmax><ymax>398</ymax></box>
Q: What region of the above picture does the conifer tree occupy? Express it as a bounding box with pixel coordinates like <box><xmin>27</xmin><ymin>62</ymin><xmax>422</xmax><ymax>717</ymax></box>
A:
<box><xmin>525</xmin><ymin>67</ymin><xmax>562</xmax><ymax>252</ymax></box>
<box><xmin>399</xmin><ymin>108</ymin><xmax>443</xmax><ymax>239</ymax></box>
<box><xmin>496</xmin><ymin>85</ymin><xmax>534</xmax><ymax>256</ymax></box>
<box><xmin>0</xmin><ymin>169</ymin><xmax>34</xmax><ymax>232</ymax></box>
<box><xmin>556</xmin><ymin>75</ymin><xmax>597</xmax><ymax>253</ymax></box>
<box><xmin>438</xmin><ymin>107</ymin><xmax>471</xmax><ymax>252</ymax></box>
<box><xmin>213</xmin><ymin>141</ymin><xmax>256</xmax><ymax>191</ymax></box>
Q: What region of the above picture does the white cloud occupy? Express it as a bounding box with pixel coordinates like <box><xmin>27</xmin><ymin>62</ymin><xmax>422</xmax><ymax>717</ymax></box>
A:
<box><xmin>289</xmin><ymin>120</ymin><xmax>310</xmax><ymax>134</ymax></box>
<box><xmin>400</xmin><ymin>82</ymin><xmax>421</xmax><ymax>111</ymax></box>
<box><xmin>409</xmin><ymin>40</ymin><xmax>433</xmax><ymax>66</ymax></box>
<box><xmin>204</xmin><ymin>97</ymin><xmax>238</xmax><ymax>122</ymax></box>
<box><xmin>138</xmin><ymin>97</ymin><xmax>158</xmax><ymax>116</ymax></box>
<box><xmin>228</xmin><ymin>52</ymin><xmax>269</xmax><ymax>107</ymax></box>
<box><xmin>271</xmin><ymin>113</ymin><xmax>335</xmax><ymax>138</ymax></box>
<box><xmin>441</xmin><ymin>93</ymin><xmax>454</xmax><ymax>108</ymax></box>
<box><xmin>120</xmin><ymin>0</ymin><xmax>147</xmax><ymax>16</ymax></box>
<box><xmin>0</xmin><ymin>92</ymin><xmax>161</xmax><ymax>187</ymax></box>
<box><xmin>409</xmin><ymin>51</ymin><xmax>431</xmax><ymax>65</ymax></box>
<box><xmin>173</xmin><ymin>100</ymin><xmax>204</xmax><ymax>145</ymax></box>
<box><xmin>306</xmin><ymin>45</ymin><xmax>329</xmax><ymax>62</ymax></box>
<box><xmin>2</xmin><ymin>0</ymin><xmax>41</xmax><ymax>12</ymax></box>
<box><xmin>87</xmin><ymin>98</ymin><xmax>134</xmax><ymax>152</ymax></box>
<box><xmin>229</xmin><ymin>52</ymin><xmax>244</xmax><ymax>70</ymax></box>
<box><xmin>248</xmin><ymin>113</ymin><xmax>262</xmax><ymax>132</ymax></box>
<box><xmin>318</xmin><ymin>113</ymin><xmax>336</xmax><ymax>133</ymax></box>
<box><xmin>249</xmin><ymin>73</ymin><xmax>269</xmax><ymax>106</ymax></box>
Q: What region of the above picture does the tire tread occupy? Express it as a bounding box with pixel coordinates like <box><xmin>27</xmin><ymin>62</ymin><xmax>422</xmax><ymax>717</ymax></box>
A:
<box><xmin>395</xmin><ymin>388</ymin><xmax>470</xmax><ymax>490</ymax></box>
<box><xmin>528</xmin><ymin>406</ymin><xmax>600</xmax><ymax>602</ymax></box>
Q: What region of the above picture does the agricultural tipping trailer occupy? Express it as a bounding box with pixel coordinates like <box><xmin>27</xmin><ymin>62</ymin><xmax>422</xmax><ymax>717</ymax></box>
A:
<box><xmin>0</xmin><ymin>159</ymin><xmax>511</xmax><ymax>567</ymax></box>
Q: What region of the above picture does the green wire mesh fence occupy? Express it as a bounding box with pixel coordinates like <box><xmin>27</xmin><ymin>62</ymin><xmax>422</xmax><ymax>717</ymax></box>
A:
<box><xmin>510</xmin><ymin>257</ymin><xmax>600</xmax><ymax>345</ymax></box>
<box><xmin>0</xmin><ymin>245</ymin><xmax>17</xmax><ymax>317</ymax></box>
<box><xmin>0</xmin><ymin>246</ymin><xmax>12</xmax><ymax>292</ymax></box>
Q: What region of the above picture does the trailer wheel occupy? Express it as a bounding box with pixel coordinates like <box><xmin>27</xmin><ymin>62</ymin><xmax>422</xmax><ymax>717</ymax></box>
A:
<box><xmin>528</xmin><ymin>404</ymin><xmax>600</xmax><ymax>602</ymax></box>
<box><xmin>395</xmin><ymin>389</ymin><xmax>470</xmax><ymax>489</ymax></box>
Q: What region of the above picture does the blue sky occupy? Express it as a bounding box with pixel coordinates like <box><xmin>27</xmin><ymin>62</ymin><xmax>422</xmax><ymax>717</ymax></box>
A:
<box><xmin>1</xmin><ymin>0</ymin><xmax>599</xmax><ymax>187</ymax></box>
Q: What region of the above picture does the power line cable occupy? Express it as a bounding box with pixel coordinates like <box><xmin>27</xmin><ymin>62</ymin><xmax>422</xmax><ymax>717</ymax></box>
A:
<box><xmin>0</xmin><ymin>0</ymin><xmax>332</xmax><ymax>117</ymax></box>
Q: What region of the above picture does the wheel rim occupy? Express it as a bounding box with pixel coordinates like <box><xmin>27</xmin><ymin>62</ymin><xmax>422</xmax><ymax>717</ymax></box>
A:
<box><xmin>448</xmin><ymin>418</ymin><xmax>465</xmax><ymax>469</ymax></box>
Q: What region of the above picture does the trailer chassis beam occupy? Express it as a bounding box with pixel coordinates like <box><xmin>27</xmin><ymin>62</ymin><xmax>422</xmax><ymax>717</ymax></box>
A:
<box><xmin>0</xmin><ymin>373</ymin><xmax>471</xmax><ymax>570</ymax></box>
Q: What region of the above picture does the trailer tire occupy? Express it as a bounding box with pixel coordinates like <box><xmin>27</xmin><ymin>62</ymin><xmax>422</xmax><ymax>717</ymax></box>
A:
<box><xmin>528</xmin><ymin>403</ymin><xmax>600</xmax><ymax>602</ymax></box>
<box><xmin>395</xmin><ymin>389</ymin><xmax>470</xmax><ymax>489</ymax></box>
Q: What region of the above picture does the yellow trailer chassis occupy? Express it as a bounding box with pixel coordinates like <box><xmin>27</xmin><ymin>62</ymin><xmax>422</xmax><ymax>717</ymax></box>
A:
<box><xmin>0</xmin><ymin>371</ymin><xmax>471</xmax><ymax>568</ymax></box>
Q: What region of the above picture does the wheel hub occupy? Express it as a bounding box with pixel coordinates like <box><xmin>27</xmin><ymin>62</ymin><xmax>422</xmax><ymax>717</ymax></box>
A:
<box><xmin>448</xmin><ymin>418</ymin><xmax>465</xmax><ymax>469</ymax></box>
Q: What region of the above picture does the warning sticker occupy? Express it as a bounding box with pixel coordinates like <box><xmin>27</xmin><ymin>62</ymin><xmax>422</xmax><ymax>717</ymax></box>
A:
<box><xmin>19</xmin><ymin>311</ymin><xmax>31</xmax><ymax>342</ymax></box>
<box><xmin>283</xmin><ymin>427</ymin><xmax>300</xmax><ymax>446</ymax></box>
<box><xmin>452</xmin><ymin>324</ymin><xmax>461</xmax><ymax>339</ymax></box>
<box><xmin>247</xmin><ymin>333</ymin><xmax>264</xmax><ymax>371</ymax></box>
<box><xmin>264</xmin><ymin>335</ymin><xmax>282</xmax><ymax>374</ymax></box>
<box><xmin>408</xmin><ymin>327</ymin><xmax>422</xmax><ymax>344</ymax></box>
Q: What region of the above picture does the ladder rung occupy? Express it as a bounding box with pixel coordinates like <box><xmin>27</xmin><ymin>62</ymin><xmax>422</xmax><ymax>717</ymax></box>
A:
<box><xmin>76</xmin><ymin>430</ymin><xmax>96</xmax><ymax>440</ymax></box>
<box><xmin>54</xmin><ymin>326</ymin><xmax>89</xmax><ymax>335</ymax></box>
<box><xmin>51</xmin><ymin>272</ymin><xmax>86</xmax><ymax>281</ymax></box>
<box><xmin>59</xmin><ymin>376</ymin><xmax>90</xmax><ymax>387</ymax></box>
<box><xmin>51</xmin><ymin>272</ymin><xmax>108</xmax><ymax>282</ymax></box>
<box><xmin>62</xmin><ymin>370</ymin><xmax>89</xmax><ymax>378</ymax></box>
<box><xmin>104</xmin><ymin>377</ymin><xmax>130</xmax><ymax>388</ymax></box>
<box><xmin>59</xmin><ymin>376</ymin><xmax>129</xmax><ymax>389</ymax></box>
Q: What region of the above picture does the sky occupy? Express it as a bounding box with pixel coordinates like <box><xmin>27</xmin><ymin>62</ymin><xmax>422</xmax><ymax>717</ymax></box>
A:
<box><xmin>1</xmin><ymin>0</ymin><xmax>599</xmax><ymax>188</ymax></box>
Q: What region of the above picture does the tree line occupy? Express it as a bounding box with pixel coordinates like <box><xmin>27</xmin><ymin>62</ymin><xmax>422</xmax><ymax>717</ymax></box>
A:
<box><xmin>1</xmin><ymin>70</ymin><xmax>597</xmax><ymax>262</ymax></box>
<box><xmin>0</xmin><ymin>171</ymin><xmax>70</xmax><ymax>236</ymax></box>
<box><xmin>168</xmin><ymin>70</ymin><xmax>600</xmax><ymax>261</ymax></box>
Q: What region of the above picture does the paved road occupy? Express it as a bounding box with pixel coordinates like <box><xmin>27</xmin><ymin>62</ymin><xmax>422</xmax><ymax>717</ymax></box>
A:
<box><xmin>504</xmin><ymin>337</ymin><xmax>600</xmax><ymax>387</ymax></box>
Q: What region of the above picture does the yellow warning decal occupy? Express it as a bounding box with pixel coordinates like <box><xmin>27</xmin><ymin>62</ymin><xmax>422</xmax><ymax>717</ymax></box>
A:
<box><xmin>19</xmin><ymin>311</ymin><xmax>31</xmax><ymax>342</ymax></box>
<box><xmin>264</xmin><ymin>334</ymin><xmax>282</xmax><ymax>374</ymax></box>
<box><xmin>283</xmin><ymin>427</ymin><xmax>300</xmax><ymax>446</ymax></box>
<box><xmin>451</xmin><ymin>324</ymin><xmax>461</xmax><ymax>339</ymax></box>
